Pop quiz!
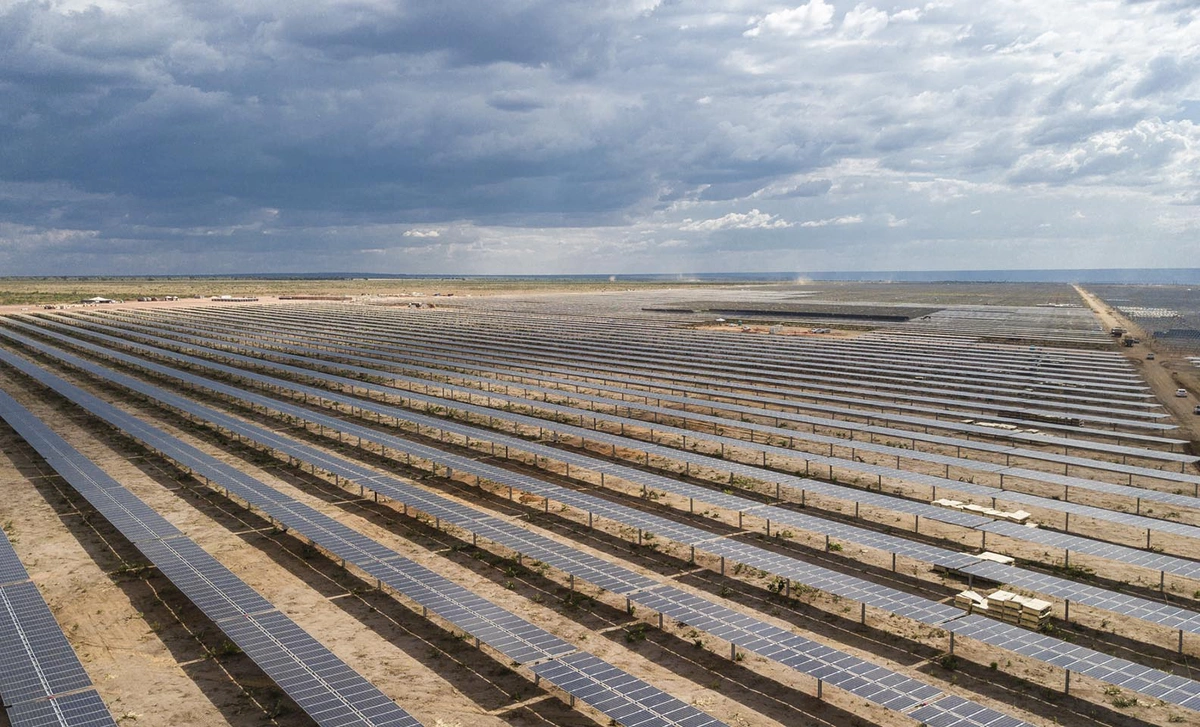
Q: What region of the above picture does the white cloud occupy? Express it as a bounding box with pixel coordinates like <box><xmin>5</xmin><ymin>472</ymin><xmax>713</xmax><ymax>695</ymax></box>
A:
<box><xmin>402</xmin><ymin>229</ymin><xmax>442</xmax><ymax>238</ymax></box>
<box><xmin>840</xmin><ymin>4</ymin><xmax>890</xmax><ymax>39</ymax></box>
<box><xmin>1009</xmin><ymin>118</ymin><xmax>1199</xmax><ymax>185</ymax></box>
<box><xmin>679</xmin><ymin>209</ymin><xmax>794</xmax><ymax>231</ymax></box>
<box><xmin>799</xmin><ymin>214</ymin><xmax>864</xmax><ymax>227</ymax></box>
<box><xmin>744</xmin><ymin>1</ymin><xmax>835</xmax><ymax>37</ymax></box>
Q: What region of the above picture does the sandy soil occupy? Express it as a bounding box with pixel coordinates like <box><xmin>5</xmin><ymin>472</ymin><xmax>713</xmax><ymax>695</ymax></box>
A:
<box><xmin>693</xmin><ymin>324</ymin><xmax>869</xmax><ymax>339</ymax></box>
<box><xmin>1076</xmin><ymin>285</ymin><xmax>1199</xmax><ymax>451</ymax></box>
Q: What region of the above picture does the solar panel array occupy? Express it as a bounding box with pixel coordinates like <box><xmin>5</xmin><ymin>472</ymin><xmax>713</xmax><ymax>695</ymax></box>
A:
<box><xmin>120</xmin><ymin>301</ymin><xmax>1183</xmax><ymax>449</ymax></box>
<box><xmin>174</xmin><ymin>303</ymin><xmax>1170</xmax><ymax>428</ymax></box>
<box><xmin>962</xmin><ymin>560</ymin><xmax>1200</xmax><ymax>632</ymax></box>
<box><xmin>156</xmin><ymin>301</ymin><xmax>1151</xmax><ymax>408</ymax></box>
<box><xmin>8</xmin><ymin>324</ymin><xmax>1200</xmax><ymax>715</ymax></box>
<box><xmin>0</xmin><ymin>343</ymin><xmax>728</xmax><ymax>727</ymax></box>
<box><xmin>14</xmin><ymin>317</ymin><xmax>1200</xmax><ymax>643</ymax></box>
<box><xmin>184</xmin><ymin>322</ymin><xmax>1183</xmax><ymax>496</ymax></box>
<box><xmin>981</xmin><ymin>520</ymin><xmax>1200</xmax><ymax>580</ymax></box>
<box><xmin>84</xmin><ymin>315</ymin><xmax>1200</xmax><ymax>566</ymax></box>
<box><xmin>88</xmin><ymin>314</ymin><xmax>1200</xmax><ymax>506</ymax></box>
<box><xmin>29</xmin><ymin>314</ymin><xmax>1200</xmax><ymax>559</ymax></box>
<box><xmin>0</xmin><ymin>577</ymin><xmax>114</xmax><ymax>727</ymax></box>
<box><xmin>947</xmin><ymin>614</ymin><xmax>1200</xmax><ymax>709</ymax></box>
<box><xmin>82</xmin><ymin>310</ymin><xmax>1200</xmax><ymax>480</ymax></box>
<box><xmin>0</xmin><ymin>389</ymin><xmax>424</xmax><ymax>727</ymax></box>
<box><xmin>0</xmin><ymin>325</ymin><xmax>1045</xmax><ymax>727</ymax></box>
<box><xmin>0</xmin><ymin>397</ymin><xmax>118</xmax><ymax>727</ymax></box>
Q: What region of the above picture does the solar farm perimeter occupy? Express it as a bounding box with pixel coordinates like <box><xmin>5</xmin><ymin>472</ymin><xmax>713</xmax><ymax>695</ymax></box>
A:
<box><xmin>2</xmin><ymin>282</ymin><xmax>1200</xmax><ymax>727</ymax></box>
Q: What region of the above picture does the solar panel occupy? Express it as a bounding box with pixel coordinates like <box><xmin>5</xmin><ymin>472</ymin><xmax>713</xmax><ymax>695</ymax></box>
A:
<box><xmin>946</xmin><ymin>614</ymin><xmax>1200</xmax><ymax>710</ymax></box>
<box><xmin>269</xmin><ymin>501</ymin><xmax>409</xmax><ymax>568</ymax></box>
<box><xmin>137</xmin><ymin>537</ymin><xmax>277</xmax><ymax>624</ymax></box>
<box><xmin>528</xmin><ymin>652</ymin><xmax>727</xmax><ymax>727</ymax></box>
<box><xmin>78</xmin><ymin>488</ymin><xmax>183</xmax><ymax>544</ymax></box>
<box><xmin>631</xmin><ymin>584</ymin><xmax>945</xmax><ymax>713</ymax></box>
<box><xmin>0</xmin><ymin>532</ymin><xmax>30</xmax><ymax>589</ymax></box>
<box><xmin>962</xmin><ymin>560</ymin><xmax>1200</xmax><ymax>633</ymax></box>
<box><xmin>907</xmin><ymin>694</ymin><xmax>1029</xmax><ymax>727</ymax></box>
<box><xmin>354</xmin><ymin>556</ymin><xmax>576</xmax><ymax>664</ymax></box>
<box><xmin>0</xmin><ymin>581</ymin><xmax>95</xmax><ymax>706</ymax></box>
<box><xmin>5</xmin><ymin>689</ymin><xmax>116</xmax><ymax>727</ymax></box>
<box><xmin>221</xmin><ymin>611</ymin><xmax>424</xmax><ymax>727</ymax></box>
<box><xmin>981</xmin><ymin>521</ymin><xmax>1200</xmax><ymax>580</ymax></box>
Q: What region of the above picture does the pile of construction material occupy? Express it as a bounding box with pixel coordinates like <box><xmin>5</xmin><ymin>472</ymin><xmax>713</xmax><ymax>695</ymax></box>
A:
<box><xmin>934</xmin><ymin>551</ymin><xmax>1014</xmax><ymax>577</ymax></box>
<box><xmin>932</xmin><ymin>499</ymin><xmax>1033</xmax><ymax>524</ymax></box>
<box><xmin>954</xmin><ymin>589</ymin><xmax>1053</xmax><ymax>629</ymax></box>
<box><xmin>954</xmin><ymin>590</ymin><xmax>989</xmax><ymax>613</ymax></box>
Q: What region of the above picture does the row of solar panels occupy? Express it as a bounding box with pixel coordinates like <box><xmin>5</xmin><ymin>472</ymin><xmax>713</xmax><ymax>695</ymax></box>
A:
<box><xmin>270</xmin><ymin>299</ymin><xmax>1145</xmax><ymax>394</ymax></box>
<box><xmin>870</xmin><ymin>306</ymin><xmax>1115</xmax><ymax>343</ymax></box>
<box><xmin>0</xmin><ymin>343</ymin><xmax>730</xmax><ymax>727</ymax></box>
<box><xmin>449</xmin><ymin>291</ymin><xmax>1118</xmax><ymax>347</ymax></box>
<box><xmin>0</xmin><ymin>389</ymin><xmax>424</xmax><ymax>727</ymax></box>
<box><xmin>144</xmin><ymin>304</ymin><xmax>1168</xmax><ymax>428</ymax></box>
<box><xmin>293</xmin><ymin>303</ymin><xmax>1152</xmax><ymax>406</ymax></box>
<box><xmin>411</xmin><ymin>296</ymin><xmax>1132</xmax><ymax>382</ymax></box>
<box><xmin>20</xmin><ymin>317</ymin><xmax>1200</xmax><ymax>639</ymax></box>
<box><xmin>473</xmin><ymin>302</ymin><xmax>1134</xmax><ymax>378</ymax></box>
<box><xmin>13</xmin><ymin>322</ymin><xmax>1200</xmax><ymax>714</ymax></box>
<box><xmin>0</xmin><ymin>330</ymin><xmax>1042</xmax><ymax>727</ymax></box>
<box><xmin>110</xmin><ymin>303</ymin><xmax>1163</xmax><ymax>430</ymax></box>
<box><xmin>85</xmin><ymin>311</ymin><xmax>1198</xmax><ymax>487</ymax></box>
<box><xmin>106</xmin><ymin>305</ymin><xmax>1188</xmax><ymax>448</ymax></box>
<box><xmin>96</xmin><ymin>305</ymin><xmax>1197</xmax><ymax>464</ymax></box>
<box><xmin>37</xmin><ymin>315</ymin><xmax>1200</xmax><ymax>558</ymax></box>
<box><xmin>50</xmin><ymin>314</ymin><xmax>1200</xmax><ymax>576</ymax></box>
<box><xmin>361</xmin><ymin>307</ymin><xmax>1148</xmax><ymax>399</ymax></box>
<box><xmin>196</xmin><ymin>303</ymin><xmax>1140</xmax><ymax>398</ymax></box>
<box><xmin>0</xmin><ymin>441</ymin><xmax>117</xmax><ymax>727</ymax></box>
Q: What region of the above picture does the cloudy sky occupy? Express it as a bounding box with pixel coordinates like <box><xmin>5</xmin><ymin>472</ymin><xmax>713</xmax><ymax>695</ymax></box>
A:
<box><xmin>2</xmin><ymin>0</ymin><xmax>1199</xmax><ymax>275</ymax></box>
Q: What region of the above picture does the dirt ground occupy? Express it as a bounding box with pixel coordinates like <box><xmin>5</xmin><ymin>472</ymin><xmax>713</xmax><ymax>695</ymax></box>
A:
<box><xmin>1075</xmin><ymin>285</ymin><xmax>1199</xmax><ymax>451</ymax></box>
<box><xmin>0</xmin><ymin>277</ymin><xmax>704</xmax><ymax>309</ymax></box>
<box><xmin>693</xmin><ymin>323</ymin><xmax>869</xmax><ymax>339</ymax></box>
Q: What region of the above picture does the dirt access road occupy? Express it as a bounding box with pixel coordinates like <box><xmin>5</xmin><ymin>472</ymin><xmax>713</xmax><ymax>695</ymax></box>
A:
<box><xmin>1075</xmin><ymin>285</ymin><xmax>1199</xmax><ymax>454</ymax></box>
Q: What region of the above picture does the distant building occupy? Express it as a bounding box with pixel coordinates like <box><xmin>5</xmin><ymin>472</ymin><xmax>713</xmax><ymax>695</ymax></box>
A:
<box><xmin>79</xmin><ymin>296</ymin><xmax>115</xmax><ymax>304</ymax></box>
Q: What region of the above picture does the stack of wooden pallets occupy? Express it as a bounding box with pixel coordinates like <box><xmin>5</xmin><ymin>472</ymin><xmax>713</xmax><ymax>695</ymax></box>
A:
<box><xmin>953</xmin><ymin>589</ymin><xmax>1053</xmax><ymax>629</ymax></box>
<box><xmin>985</xmin><ymin>590</ymin><xmax>1053</xmax><ymax>629</ymax></box>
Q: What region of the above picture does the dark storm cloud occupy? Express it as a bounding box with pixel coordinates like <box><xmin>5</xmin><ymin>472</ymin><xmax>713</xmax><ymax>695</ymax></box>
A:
<box><xmin>2</xmin><ymin>0</ymin><xmax>1200</xmax><ymax>274</ymax></box>
<box><xmin>273</xmin><ymin>1</ymin><xmax>624</xmax><ymax>78</ymax></box>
